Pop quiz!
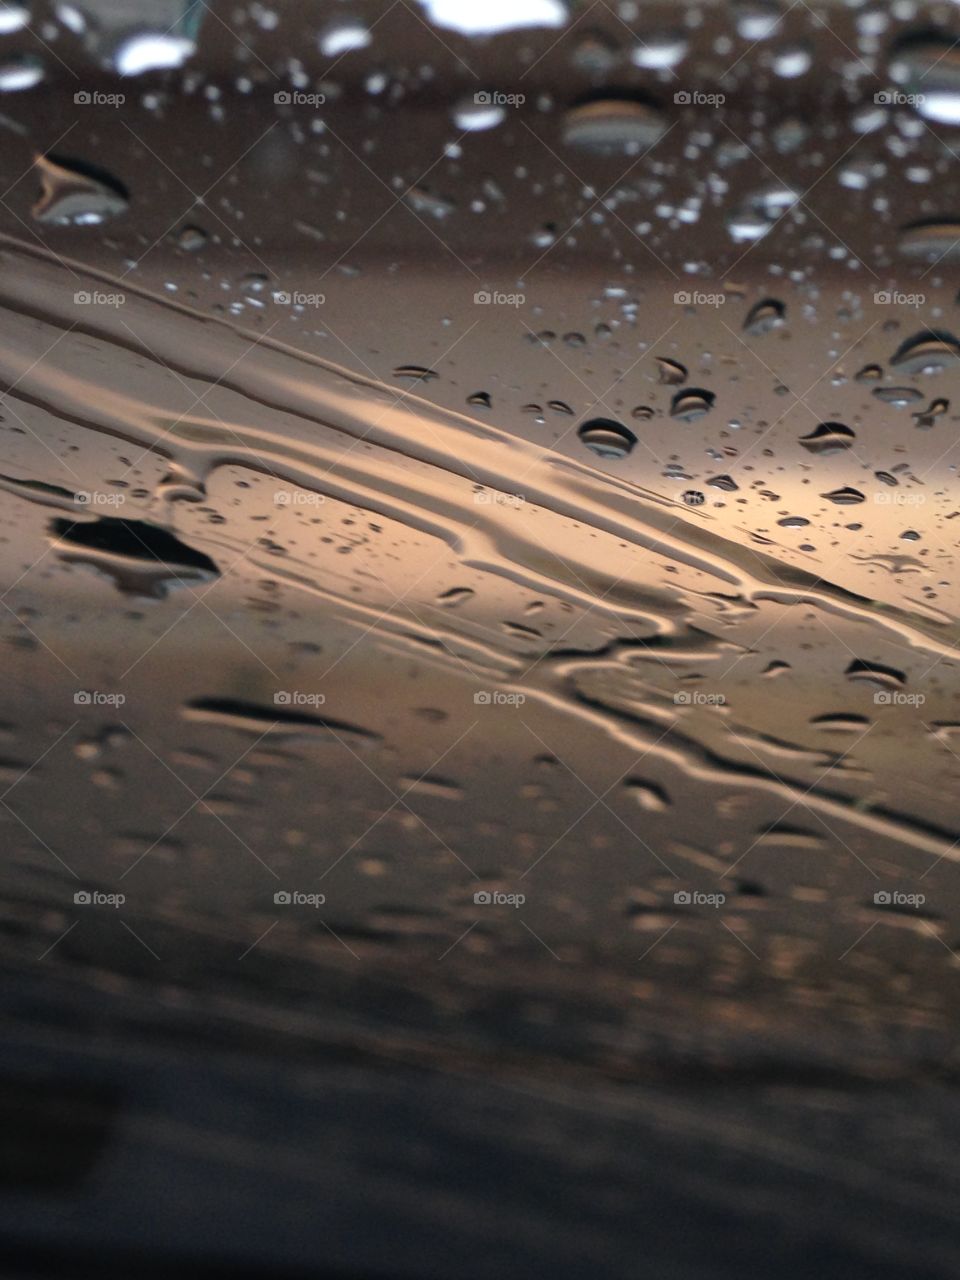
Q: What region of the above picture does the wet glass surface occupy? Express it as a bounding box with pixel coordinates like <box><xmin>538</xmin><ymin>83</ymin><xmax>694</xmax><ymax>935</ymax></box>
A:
<box><xmin>3</xmin><ymin>2</ymin><xmax>960</xmax><ymax>1276</ymax></box>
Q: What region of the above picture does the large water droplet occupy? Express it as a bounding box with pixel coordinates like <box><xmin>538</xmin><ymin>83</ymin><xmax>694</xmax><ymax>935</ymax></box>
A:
<box><xmin>821</xmin><ymin>487</ymin><xmax>865</xmax><ymax>505</ymax></box>
<box><xmin>577</xmin><ymin>417</ymin><xmax>637</xmax><ymax>459</ymax></box>
<box><xmin>670</xmin><ymin>388</ymin><xmax>715</xmax><ymax>422</ymax></box>
<box><xmin>890</xmin><ymin>330</ymin><xmax>960</xmax><ymax>374</ymax></box>
<box><xmin>0</xmin><ymin>3</ymin><xmax>29</xmax><ymax>35</ymax></box>
<box><xmin>897</xmin><ymin>219</ymin><xmax>960</xmax><ymax>262</ymax></box>
<box><xmin>890</xmin><ymin>33</ymin><xmax>960</xmax><ymax>125</ymax></box>
<box><xmin>799</xmin><ymin>421</ymin><xmax>855</xmax><ymax>454</ymax></box>
<box><xmin>562</xmin><ymin>98</ymin><xmax>666</xmax><ymax>153</ymax></box>
<box><xmin>32</xmin><ymin>154</ymin><xmax>129</xmax><ymax>225</ymax></box>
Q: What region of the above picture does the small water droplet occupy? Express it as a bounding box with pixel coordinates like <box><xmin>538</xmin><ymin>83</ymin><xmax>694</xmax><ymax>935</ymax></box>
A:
<box><xmin>318</xmin><ymin>20</ymin><xmax>371</xmax><ymax>57</ymax></box>
<box><xmin>656</xmin><ymin>357</ymin><xmax>687</xmax><ymax>385</ymax></box>
<box><xmin>176</xmin><ymin>224</ymin><xmax>207</xmax><ymax>251</ymax></box>
<box><xmin>453</xmin><ymin>96</ymin><xmax>506</xmax><ymax>131</ymax></box>
<box><xmin>743</xmin><ymin>297</ymin><xmax>786</xmax><ymax>335</ymax></box>
<box><xmin>113</xmin><ymin>32</ymin><xmax>194</xmax><ymax>76</ymax></box>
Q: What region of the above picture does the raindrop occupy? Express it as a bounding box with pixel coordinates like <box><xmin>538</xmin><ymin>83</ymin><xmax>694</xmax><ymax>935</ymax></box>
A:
<box><xmin>735</xmin><ymin>2</ymin><xmax>782</xmax><ymax>41</ymax></box>
<box><xmin>467</xmin><ymin>391</ymin><xmax>492</xmax><ymax>409</ymax></box>
<box><xmin>707</xmin><ymin>474</ymin><xmax>739</xmax><ymax>491</ymax></box>
<box><xmin>176</xmin><ymin>224</ymin><xmax>207</xmax><ymax>251</ymax></box>
<box><xmin>810</xmin><ymin>714</ymin><xmax>870</xmax><ymax>732</ymax></box>
<box><xmin>631</xmin><ymin>30</ymin><xmax>688</xmax><ymax>70</ymax></box>
<box><xmin>762</xmin><ymin>660</ymin><xmax>791</xmax><ymax>677</ymax></box>
<box><xmin>113</xmin><ymin>32</ymin><xmax>195</xmax><ymax>76</ymax></box>
<box><xmin>624</xmin><ymin>778</ymin><xmax>671</xmax><ymax>811</ymax></box>
<box><xmin>577</xmin><ymin>417</ymin><xmax>637</xmax><ymax>459</ymax></box>
<box><xmin>726</xmin><ymin>187</ymin><xmax>798</xmax><ymax>243</ymax></box>
<box><xmin>889</xmin><ymin>33</ymin><xmax>960</xmax><ymax>126</ymax></box>
<box><xmin>318</xmin><ymin>20</ymin><xmax>371</xmax><ymax>57</ymax></box>
<box><xmin>656</xmin><ymin>357</ymin><xmax>687</xmax><ymax>385</ymax></box>
<box><xmin>772</xmin><ymin>43</ymin><xmax>812</xmax><ymax>78</ymax></box>
<box><xmin>890</xmin><ymin>330</ymin><xmax>960</xmax><ymax>374</ymax></box>
<box><xmin>32</xmin><ymin>154</ymin><xmax>129</xmax><ymax>225</ymax></box>
<box><xmin>631</xmin><ymin>404</ymin><xmax>655</xmax><ymax>420</ymax></box>
<box><xmin>0</xmin><ymin>53</ymin><xmax>43</xmax><ymax>91</ymax></box>
<box><xmin>820</xmin><ymin>487</ymin><xmax>865</xmax><ymax>505</ymax></box>
<box><xmin>50</xmin><ymin>517</ymin><xmax>219</xmax><ymax>599</ymax></box>
<box><xmin>453</xmin><ymin>96</ymin><xmax>506</xmax><ymax>131</ymax></box>
<box><xmin>743</xmin><ymin>297</ymin><xmax>786</xmax><ymax>335</ymax></box>
<box><xmin>913</xmin><ymin>397</ymin><xmax>948</xmax><ymax>427</ymax></box>
<box><xmin>872</xmin><ymin>386</ymin><xmax>923</xmax><ymax>406</ymax></box>
<box><xmin>416</xmin><ymin>0</ymin><xmax>569</xmax><ymax>37</ymax></box>
<box><xmin>845</xmin><ymin>659</ymin><xmax>906</xmax><ymax>690</ymax></box>
<box><xmin>897</xmin><ymin>219</ymin><xmax>960</xmax><ymax>262</ymax></box>
<box><xmin>184</xmin><ymin>697</ymin><xmax>379</xmax><ymax>742</ymax></box>
<box><xmin>0</xmin><ymin>3</ymin><xmax>28</xmax><ymax>35</ymax></box>
<box><xmin>670</xmin><ymin>388</ymin><xmax>715</xmax><ymax>421</ymax></box>
<box><xmin>393</xmin><ymin>364</ymin><xmax>437</xmax><ymax>381</ymax></box>
<box><xmin>799</xmin><ymin>421</ymin><xmax>855</xmax><ymax>455</ymax></box>
<box><xmin>405</xmin><ymin>186</ymin><xmax>454</xmax><ymax>219</ymax></box>
<box><xmin>562</xmin><ymin>97</ymin><xmax>667</xmax><ymax>153</ymax></box>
